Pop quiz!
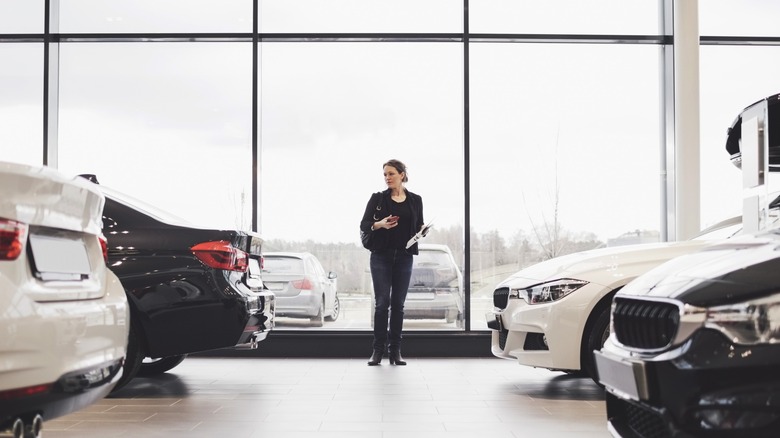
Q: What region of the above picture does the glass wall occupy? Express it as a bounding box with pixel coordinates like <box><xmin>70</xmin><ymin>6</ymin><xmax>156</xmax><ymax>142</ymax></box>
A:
<box><xmin>4</xmin><ymin>0</ymin><xmax>780</xmax><ymax>335</ymax></box>
<box><xmin>259</xmin><ymin>42</ymin><xmax>464</xmax><ymax>329</ymax></box>
<box><xmin>0</xmin><ymin>44</ymin><xmax>43</xmax><ymax>166</ymax></box>
<box><xmin>56</xmin><ymin>42</ymin><xmax>254</xmax><ymax>229</ymax></box>
<box><xmin>469</xmin><ymin>43</ymin><xmax>662</xmax><ymax>328</ymax></box>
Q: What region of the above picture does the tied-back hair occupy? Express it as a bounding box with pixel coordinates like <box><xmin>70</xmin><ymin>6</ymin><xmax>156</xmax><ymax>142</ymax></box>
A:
<box><xmin>384</xmin><ymin>159</ymin><xmax>409</xmax><ymax>183</ymax></box>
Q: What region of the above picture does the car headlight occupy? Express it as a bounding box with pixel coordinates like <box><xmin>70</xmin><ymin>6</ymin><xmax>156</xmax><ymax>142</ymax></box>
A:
<box><xmin>509</xmin><ymin>279</ymin><xmax>589</xmax><ymax>305</ymax></box>
<box><xmin>705</xmin><ymin>294</ymin><xmax>780</xmax><ymax>345</ymax></box>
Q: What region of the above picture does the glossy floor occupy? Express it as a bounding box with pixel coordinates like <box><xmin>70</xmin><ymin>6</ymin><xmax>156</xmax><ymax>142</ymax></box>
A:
<box><xmin>45</xmin><ymin>357</ymin><xmax>609</xmax><ymax>437</ymax></box>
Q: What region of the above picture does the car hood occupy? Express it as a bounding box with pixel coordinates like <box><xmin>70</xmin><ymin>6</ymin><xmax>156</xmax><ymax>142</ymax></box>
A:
<box><xmin>0</xmin><ymin>161</ymin><xmax>104</xmax><ymax>235</ymax></box>
<box><xmin>617</xmin><ymin>229</ymin><xmax>780</xmax><ymax>307</ymax></box>
<box><xmin>496</xmin><ymin>240</ymin><xmax>711</xmax><ymax>289</ymax></box>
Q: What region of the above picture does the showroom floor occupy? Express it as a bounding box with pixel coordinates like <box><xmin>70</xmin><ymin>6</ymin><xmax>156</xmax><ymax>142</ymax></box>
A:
<box><xmin>44</xmin><ymin>357</ymin><xmax>609</xmax><ymax>437</ymax></box>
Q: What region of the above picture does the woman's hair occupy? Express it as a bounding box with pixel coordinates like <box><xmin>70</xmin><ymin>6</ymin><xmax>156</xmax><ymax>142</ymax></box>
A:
<box><xmin>383</xmin><ymin>159</ymin><xmax>408</xmax><ymax>182</ymax></box>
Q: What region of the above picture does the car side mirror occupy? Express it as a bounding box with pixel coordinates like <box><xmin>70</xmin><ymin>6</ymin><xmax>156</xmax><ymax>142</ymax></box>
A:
<box><xmin>328</xmin><ymin>271</ymin><xmax>337</xmax><ymax>280</ymax></box>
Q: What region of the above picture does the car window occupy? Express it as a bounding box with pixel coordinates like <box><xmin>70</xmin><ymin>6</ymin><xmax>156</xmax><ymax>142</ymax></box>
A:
<box><xmin>263</xmin><ymin>257</ymin><xmax>304</xmax><ymax>274</ymax></box>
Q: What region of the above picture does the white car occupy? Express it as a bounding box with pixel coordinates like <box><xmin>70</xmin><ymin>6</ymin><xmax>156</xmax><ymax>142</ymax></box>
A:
<box><xmin>486</xmin><ymin>216</ymin><xmax>744</xmax><ymax>382</ymax></box>
<box><xmin>0</xmin><ymin>161</ymin><xmax>129</xmax><ymax>437</ymax></box>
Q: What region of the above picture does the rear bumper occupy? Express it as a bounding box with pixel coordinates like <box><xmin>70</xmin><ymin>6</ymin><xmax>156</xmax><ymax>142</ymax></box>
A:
<box><xmin>236</xmin><ymin>290</ymin><xmax>275</xmax><ymax>348</ymax></box>
<box><xmin>404</xmin><ymin>288</ymin><xmax>462</xmax><ymax>320</ymax></box>
<box><xmin>274</xmin><ymin>291</ymin><xmax>319</xmax><ymax>318</ymax></box>
<box><xmin>0</xmin><ymin>358</ymin><xmax>124</xmax><ymax>426</ymax></box>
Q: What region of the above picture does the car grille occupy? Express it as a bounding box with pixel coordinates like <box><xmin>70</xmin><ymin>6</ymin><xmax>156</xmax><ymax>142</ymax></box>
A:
<box><xmin>493</xmin><ymin>287</ymin><xmax>510</xmax><ymax>309</ymax></box>
<box><xmin>613</xmin><ymin>297</ymin><xmax>680</xmax><ymax>350</ymax></box>
<box><xmin>608</xmin><ymin>394</ymin><xmax>671</xmax><ymax>438</ymax></box>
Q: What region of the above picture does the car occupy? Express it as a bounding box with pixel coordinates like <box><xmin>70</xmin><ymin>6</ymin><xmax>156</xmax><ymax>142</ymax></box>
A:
<box><xmin>262</xmin><ymin>252</ymin><xmax>339</xmax><ymax>327</ymax></box>
<box><xmin>595</xmin><ymin>227</ymin><xmax>780</xmax><ymax>438</ymax></box>
<box><xmin>486</xmin><ymin>215</ymin><xmax>746</xmax><ymax>381</ymax></box>
<box><xmin>0</xmin><ymin>162</ymin><xmax>129</xmax><ymax>436</ymax></box>
<box><xmin>725</xmin><ymin>91</ymin><xmax>780</xmax><ymax>171</ymax></box>
<box><xmin>404</xmin><ymin>243</ymin><xmax>464</xmax><ymax>327</ymax></box>
<box><xmin>79</xmin><ymin>176</ymin><xmax>275</xmax><ymax>391</ymax></box>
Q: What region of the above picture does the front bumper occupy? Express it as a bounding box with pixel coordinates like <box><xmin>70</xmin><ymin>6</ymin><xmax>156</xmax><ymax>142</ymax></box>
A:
<box><xmin>598</xmin><ymin>329</ymin><xmax>780</xmax><ymax>437</ymax></box>
<box><xmin>486</xmin><ymin>288</ymin><xmax>597</xmax><ymax>371</ymax></box>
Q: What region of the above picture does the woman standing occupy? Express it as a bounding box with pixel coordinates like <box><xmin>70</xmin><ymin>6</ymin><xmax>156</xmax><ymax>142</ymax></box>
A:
<box><xmin>360</xmin><ymin>159</ymin><xmax>424</xmax><ymax>366</ymax></box>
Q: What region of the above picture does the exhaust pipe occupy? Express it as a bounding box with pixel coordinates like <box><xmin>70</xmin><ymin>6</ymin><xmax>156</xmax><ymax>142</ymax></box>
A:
<box><xmin>28</xmin><ymin>415</ymin><xmax>43</xmax><ymax>438</ymax></box>
<box><xmin>10</xmin><ymin>418</ymin><xmax>23</xmax><ymax>438</ymax></box>
<box><xmin>2</xmin><ymin>414</ymin><xmax>42</xmax><ymax>438</ymax></box>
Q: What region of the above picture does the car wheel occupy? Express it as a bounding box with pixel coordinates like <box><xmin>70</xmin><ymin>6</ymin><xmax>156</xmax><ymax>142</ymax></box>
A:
<box><xmin>325</xmin><ymin>295</ymin><xmax>340</xmax><ymax>322</ymax></box>
<box><xmin>138</xmin><ymin>354</ymin><xmax>188</xmax><ymax>376</ymax></box>
<box><xmin>111</xmin><ymin>321</ymin><xmax>143</xmax><ymax>393</ymax></box>
<box><xmin>310</xmin><ymin>298</ymin><xmax>324</xmax><ymax>327</ymax></box>
<box><xmin>582</xmin><ymin>305</ymin><xmax>611</xmax><ymax>383</ymax></box>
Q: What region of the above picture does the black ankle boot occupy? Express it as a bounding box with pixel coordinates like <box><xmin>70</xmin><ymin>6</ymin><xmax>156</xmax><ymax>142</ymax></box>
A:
<box><xmin>367</xmin><ymin>350</ymin><xmax>383</xmax><ymax>366</ymax></box>
<box><xmin>388</xmin><ymin>349</ymin><xmax>407</xmax><ymax>366</ymax></box>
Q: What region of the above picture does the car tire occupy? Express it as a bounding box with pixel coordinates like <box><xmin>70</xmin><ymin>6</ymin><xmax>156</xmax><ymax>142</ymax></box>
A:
<box><xmin>582</xmin><ymin>305</ymin><xmax>611</xmax><ymax>383</ymax></box>
<box><xmin>111</xmin><ymin>321</ymin><xmax>144</xmax><ymax>393</ymax></box>
<box><xmin>138</xmin><ymin>354</ymin><xmax>188</xmax><ymax>376</ymax></box>
<box><xmin>325</xmin><ymin>295</ymin><xmax>340</xmax><ymax>322</ymax></box>
<box><xmin>310</xmin><ymin>299</ymin><xmax>324</xmax><ymax>327</ymax></box>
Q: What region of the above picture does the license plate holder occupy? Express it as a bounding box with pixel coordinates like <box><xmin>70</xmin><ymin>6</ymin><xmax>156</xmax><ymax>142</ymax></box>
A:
<box><xmin>28</xmin><ymin>234</ymin><xmax>91</xmax><ymax>281</ymax></box>
<box><xmin>593</xmin><ymin>349</ymin><xmax>649</xmax><ymax>401</ymax></box>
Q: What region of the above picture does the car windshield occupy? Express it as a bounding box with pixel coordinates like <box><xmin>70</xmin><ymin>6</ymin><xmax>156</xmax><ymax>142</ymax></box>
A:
<box><xmin>99</xmin><ymin>185</ymin><xmax>193</xmax><ymax>226</ymax></box>
<box><xmin>263</xmin><ymin>257</ymin><xmax>304</xmax><ymax>274</ymax></box>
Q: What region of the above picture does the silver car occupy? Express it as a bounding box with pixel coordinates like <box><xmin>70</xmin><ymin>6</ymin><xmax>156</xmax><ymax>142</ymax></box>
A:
<box><xmin>404</xmin><ymin>243</ymin><xmax>464</xmax><ymax>327</ymax></box>
<box><xmin>262</xmin><ymin>252</ymin><xmax>339</xmax><ymax>327</ymax></box>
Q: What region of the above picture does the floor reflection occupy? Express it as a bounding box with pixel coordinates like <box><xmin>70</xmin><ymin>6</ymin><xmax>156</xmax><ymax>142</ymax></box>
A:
<box><xmin>513</xmin><ymin>372</ymin><xmax>606</xmax><ymax>401</ymax></box>
<box><xmin>107</xmin><ymin>372</ymin><xmax>191</xmax><ymax>398</ymax></box>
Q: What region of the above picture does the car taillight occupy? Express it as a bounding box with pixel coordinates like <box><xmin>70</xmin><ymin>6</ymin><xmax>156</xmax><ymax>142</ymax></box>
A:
<box><xmin>0</xmin><ymin>219</ymin><xmax>28</xmax><ymax>261</ymax></box>
<box><xmin>0</xmin><ymin>383</ymin><xmax>51</xmax><ymax>400</ymax></box>
<box><xmin>98</xmin><ymin>234</ymin><xmax>108</xmax><ymax>263</ymax></box>
<box><xmin>191</xmin><ymin>240</ymin><xmax>249</xmax><ymax>272</ymax></box>
<box><xmin>292</xmin><ymin>278</ymin><xmax>313</xmax><ymax>290</ymax></box>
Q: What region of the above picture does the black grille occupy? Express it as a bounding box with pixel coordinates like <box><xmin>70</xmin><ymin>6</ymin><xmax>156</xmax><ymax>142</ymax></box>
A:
<box><xmin>493</xmin><ymin>287</ymin><xmax>510</xmax><ymax>309</ymax></box>
<box><xmin>613</xmin><ymin>297</ymin><xmax>680</xmax><ymax>350</ymax></box>
<box><xmin>610</xmin><ymin>395</ymin><xmax>671</xmax><ymax>438</ymax></box>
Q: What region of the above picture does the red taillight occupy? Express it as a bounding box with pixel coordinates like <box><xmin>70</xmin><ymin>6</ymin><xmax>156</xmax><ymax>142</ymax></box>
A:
<box><xmin>0</xmin><ymin>219</ymin><xmax>28</xmax><ymax>261</ymax></box>
<box><xmin>191</xmin><ymin>240</ymin><xmax>248</xmax><ymax>272</ymax></box>
<box><xmin>98</xmin><ymin>234</ymin><xmax>108</xmax><ymax>263</ymax></box>
<box><xmin>0</xmin><ymin>383</ymin><xmax>52</xmax><ymax>400</ymax></box>
<box><xmin>291</xmin><ymin>277</ymin><xmax>314</xmax><ymax>290</ymax></box>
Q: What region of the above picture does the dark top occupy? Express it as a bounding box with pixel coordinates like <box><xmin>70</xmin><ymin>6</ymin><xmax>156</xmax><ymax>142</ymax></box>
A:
<box><xmin>360</xmin><ymin>188</ymin><xmax>424</xmax><ymax>255</ymax></box>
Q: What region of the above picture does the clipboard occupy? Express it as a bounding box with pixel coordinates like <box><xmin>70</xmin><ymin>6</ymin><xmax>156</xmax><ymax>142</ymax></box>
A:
<box><xmin>406</xmin><ymin>221</ymin><xmax>434</xmax><ymax>249</ymax></box>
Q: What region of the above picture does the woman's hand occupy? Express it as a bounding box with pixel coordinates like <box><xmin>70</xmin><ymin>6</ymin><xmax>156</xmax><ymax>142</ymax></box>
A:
<box><xmin>375</xmin><ymin>215</ymin><xmax>399</xmax><ymax>230</ymax></box>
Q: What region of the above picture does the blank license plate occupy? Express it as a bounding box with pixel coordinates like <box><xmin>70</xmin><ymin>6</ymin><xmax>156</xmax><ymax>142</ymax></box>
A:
<box><xmin>593</xmin><ymin>350</ymin><xmax>648</xmax><ymax>401</ymax></box>
<box><xmin>29</xmin><ymin>234</ymin><xmax>92</xmax><ymax>281</ymax></box>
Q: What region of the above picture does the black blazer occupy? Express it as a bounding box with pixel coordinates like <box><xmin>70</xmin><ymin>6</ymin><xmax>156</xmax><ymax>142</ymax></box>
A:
<box><xmin>360</xmin><ymin>188</ymin><xmax>424</xmax><ymax>255</ymax></box>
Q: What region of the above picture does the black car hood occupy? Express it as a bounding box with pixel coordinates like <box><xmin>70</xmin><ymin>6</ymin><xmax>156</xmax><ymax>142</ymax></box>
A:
<box><xmin>725</xmin><ymin>92</ymin><xmax>780</xmax><ymax>171</ymax></box>
<box><xmin>618</xmin><ymin>228</ymin><xmax>780</xmax><ymax>307</ymax></box>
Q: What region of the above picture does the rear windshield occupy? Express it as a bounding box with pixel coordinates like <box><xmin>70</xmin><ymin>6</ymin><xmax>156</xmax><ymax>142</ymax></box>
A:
<box><xmin>263</xmin><ymin>257</ymin><xmax>304</xmax><ymax>274</ymax></box>
<box><xmin>414</xmin><ymin>250</ymin><xmax>451</xmax><ymax>268</ymax></box>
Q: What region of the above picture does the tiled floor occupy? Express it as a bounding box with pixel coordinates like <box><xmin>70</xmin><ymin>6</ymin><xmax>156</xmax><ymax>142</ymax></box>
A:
<box><xmin>45</xmin><ymin>357</ymin><xmax>609</xmax><ymax>438</ymax></box>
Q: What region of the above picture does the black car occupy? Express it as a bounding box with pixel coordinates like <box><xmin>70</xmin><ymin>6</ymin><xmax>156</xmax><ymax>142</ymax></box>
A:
<box><xmin>725</xmin><ymin>92</ymin><xmax>780</xmax><ymax>171</ymax></box>
<box><xmin>82</xmin><ymin>177</ymin><xmax>275</xmax><ymax>390</ymax></box>
<box><xmin>594</xmin><ymin>229</ymin><xmax>780</xmax><ymax>438</ymax></box>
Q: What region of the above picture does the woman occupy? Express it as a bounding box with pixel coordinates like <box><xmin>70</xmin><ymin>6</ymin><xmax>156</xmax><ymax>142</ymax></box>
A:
<box><xmin>360</xmin><ymin>159</ymin><xmax>424</xmax><ymax>366</ymax></box>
